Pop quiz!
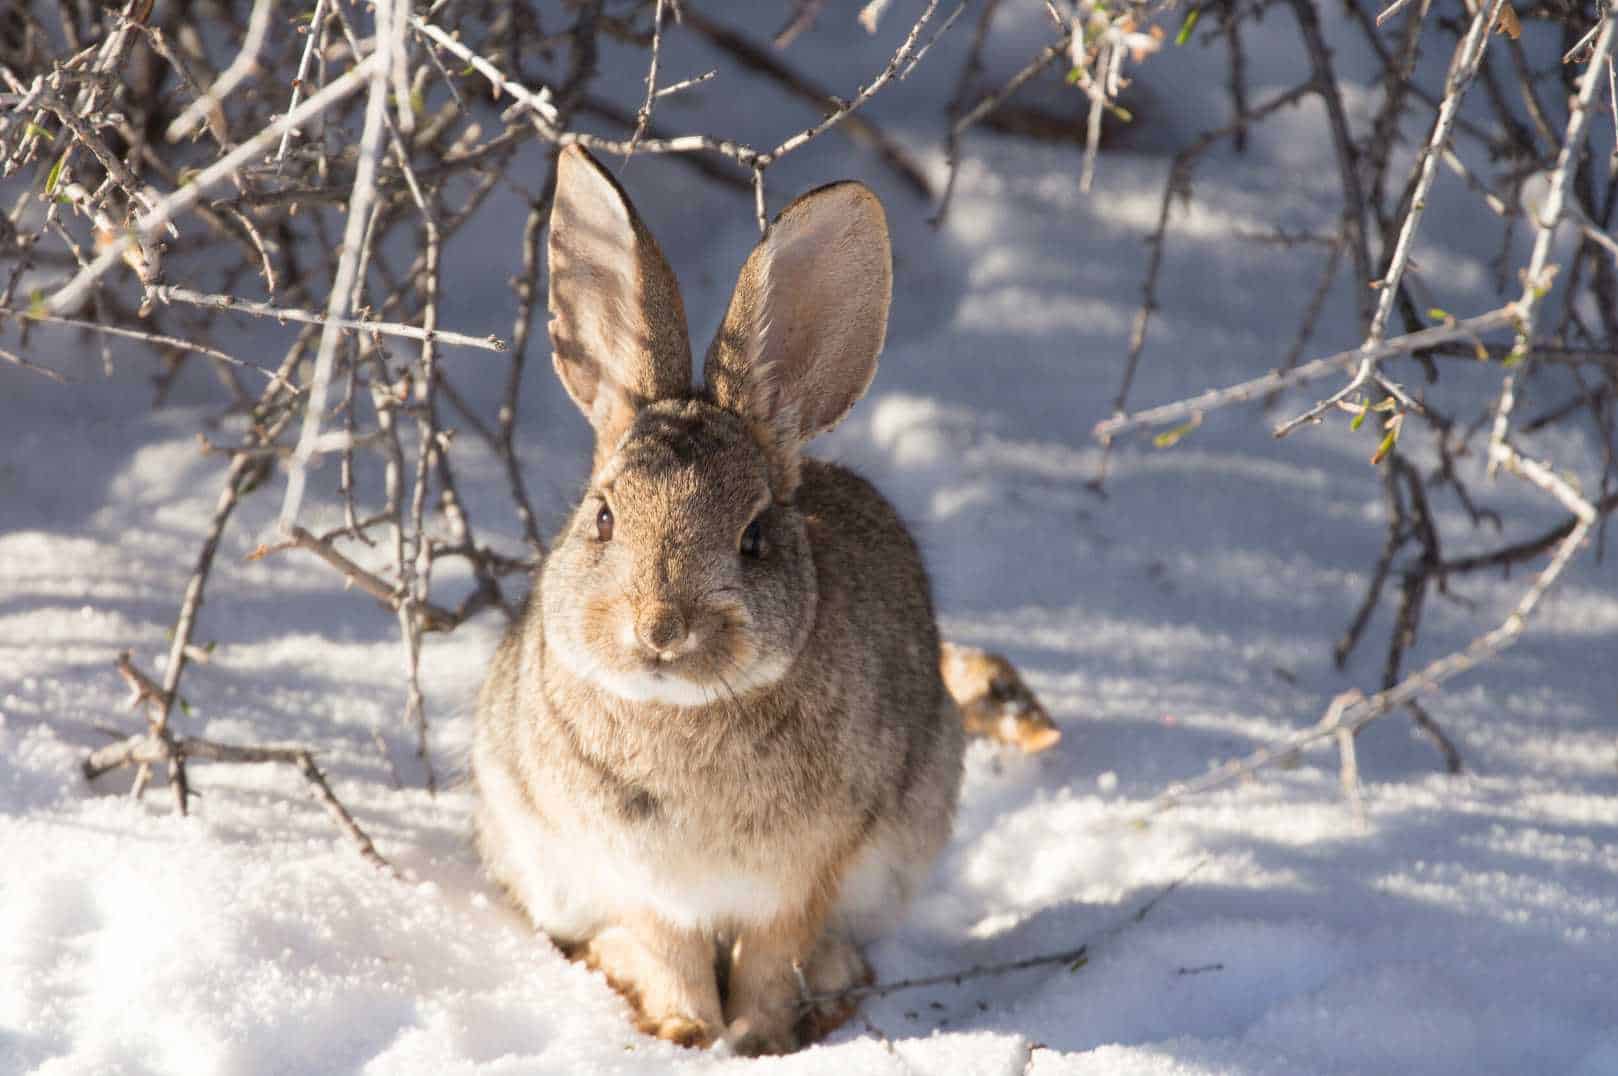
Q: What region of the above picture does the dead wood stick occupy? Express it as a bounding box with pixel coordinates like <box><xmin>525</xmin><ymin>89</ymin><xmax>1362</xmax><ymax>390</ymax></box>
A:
<box><xmin>1146</xmin><ymin>437</ymin><xmax>1597</xmax><ymax>816</ymax></box>
<box><xmin>679</xmin><ymin>7</ymin><xmax>932</xmax><ymax>198</ymax></box>
<box><xmin>85</xmin><ymin>731</ymin><xmax>396</xmax><ymax>875</ymax></box>
<box><xmin>46</xmin><ymin>52</ymin><xmax>382</xmax><ymax>315</ymax></box>
<box><xmin>151</xmin><ymin>285</ymin><xmax>506</xmax><ymax>353</ymax></box>
<box><xmin>802</xmin><ymin>860</ymin><xmax>1206</xmax><ymax>1007</ymax></box>
<box><xmin>1093</xmin><ymin>306</ymin><xmax>1518</xmax><ymax>443</ymax></box>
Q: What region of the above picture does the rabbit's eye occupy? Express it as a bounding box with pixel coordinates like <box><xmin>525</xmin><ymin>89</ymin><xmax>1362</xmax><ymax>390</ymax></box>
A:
<box><xmin>740</xmin><ymin>518</ymin><xmax>764</xmax><ymax>558</ymax></box>
<box><xmin>595</xmin><ymin>504</ymin><xmax>614</xmax><ymax>542</ymax></box>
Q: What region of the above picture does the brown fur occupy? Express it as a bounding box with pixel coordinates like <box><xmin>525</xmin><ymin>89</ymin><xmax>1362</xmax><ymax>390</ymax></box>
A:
<box><xmin>473</xmin><ymin>147</ymin><xmax>963</xmax><ymax>1055</ymax></box>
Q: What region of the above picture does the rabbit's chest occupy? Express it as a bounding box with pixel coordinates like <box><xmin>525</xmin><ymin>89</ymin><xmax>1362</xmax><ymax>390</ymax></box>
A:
<box><xmin>575</xmin><ymin>745</ymin><xmax>842</xmax><ymax>927</ymax></box>
<box><xmin>560</xmin><ymin>785</ymin><xmax>802</xmax><ymax>928</ymax></box>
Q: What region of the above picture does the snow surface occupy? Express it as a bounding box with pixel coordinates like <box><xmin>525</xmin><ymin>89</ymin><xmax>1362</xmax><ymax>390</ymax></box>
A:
<box><xmin>4</xmin><ymin>4</ymin><xmax>1617</xmax><ymax>1074</ymax></box>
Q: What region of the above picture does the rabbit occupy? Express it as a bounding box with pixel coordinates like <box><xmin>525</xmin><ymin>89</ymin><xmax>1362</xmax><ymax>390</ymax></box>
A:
<box><xmin>472</xmin><ymin>145</ymin><xmax>965</xmax><ymax>1056</ymax></box>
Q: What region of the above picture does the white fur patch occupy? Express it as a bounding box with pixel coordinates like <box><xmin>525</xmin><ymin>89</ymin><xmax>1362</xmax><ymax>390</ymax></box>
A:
<box><xmin>834</xmin><ymin>833</ymin><xmax>925</xmax><ymax>943</ymax></box>
<box><xmin>547</xmin><ymin>623</ymin><xmax>791</xmax><ymax>708</ymax></box>
<box><xmin>475</xmin><ymin>740</ymin><xmax>606</xmax><ymax>941</ymax></box>
<box><xmin>477</xmin><ymin>736</ymin><xmax>788</xmax><ymax>933</ymax></box>
<box><xmin>647</xmin><ymin>866</ymin><xmax>787</xmax><ymax>929</ymax></box>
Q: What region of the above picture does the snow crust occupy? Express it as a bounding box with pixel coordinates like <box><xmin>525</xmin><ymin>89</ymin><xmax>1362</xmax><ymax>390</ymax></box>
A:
<box><xmin>3</xmin><ymin>4</ymin><xmax>1615</xmax><ymax>1074</ymax></box>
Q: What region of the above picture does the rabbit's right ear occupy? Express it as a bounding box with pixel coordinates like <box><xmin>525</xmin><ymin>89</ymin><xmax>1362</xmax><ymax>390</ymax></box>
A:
<box><xmin>704</xmin><ymin>182</ymin><xmax>891</xmax><ymax>499</ymax></box>
<box><xmin>548</xmin><ymin>146</ymin><xmax>693</xmax><ymax>458</ymax></box>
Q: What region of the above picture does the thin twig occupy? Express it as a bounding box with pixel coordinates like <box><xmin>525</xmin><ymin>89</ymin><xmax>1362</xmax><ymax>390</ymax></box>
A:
<box><xmin>164</xmin><ymin>0</ymin><xmax>273</xmax><ymax>142</ymax></box>
<box><xmin>1094</xmin><ymin>307</ymin><xmax>1518</xmax><ymax>443</ymax></box>
<box><xmin>0</xmin><ymin>342</ymin><xmax>70</xmax><ymax>381</ymax></box>
<box><xmin>257</xmin><ymin>526</ymin><xmax>458</xmax><ymax>632</ymax></box>
<box><xmin>276</xmin><ymin>22</ymin><xmax>393</xmax><ymax>535</ymax></box>
<box><xmin>1095</xmin><ymin>80</ymin><xmax>1316</xmax><ymax>481</ymax></box>
<box><xmin>276</xmin><ymin>0</ymin><xmax>331</xmax><ymax>165</ymax></box>
<box><xmin>2</xmin><ymin>306</ymin><xmax>297</xmax><ymax>389</ymax></box>
<box><xmin>149</xmin><ymin>283</ymin><xmax>504</xmax><ymax>352</ymax></box>
<box><xmin>85</xmin><ymin>728</ymin><xmax>397</xmax><ymax>875</ymax></box>
<box><xmin>1494</xmin><ymin>14</ymin><xmax>1618</xmax><ymax>455</ymax></box>
<box><xmin>932</xmin><ymin>0</ymin><xmax>1007</xmax><ymax>228</ymax></box>
<box><xmin>1285</xmin><ymin>0</ymin><xmax>1373</xmax><ymax>330</ymax></box>
<box><xmin>1146</xmin><ymin>438</ymin><xmax>1596</xmax><ymax>815</ymax></box>
<box><xmin>45</xmin><ymin>52</ymin><xmax>383</xmax><ymax>314</ymax></box>
<box><xmin>678</xmin><ymin>6</ymin><xmax>934</xmax><ymax>198</ymax></box>
<box><xmin>802</xmin><ymin>860</ymin><xmax>1207</xmax><ymax>1007</ymax></box>
<box><xmin>628</xmin><ymin>0</ymin><xmax>669</xmax><ymax>156</ymax></box>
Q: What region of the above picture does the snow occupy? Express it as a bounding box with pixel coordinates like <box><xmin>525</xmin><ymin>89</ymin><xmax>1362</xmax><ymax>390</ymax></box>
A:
<box><xmin>4</xmin><ymin>3</ymin><xmax>1617</xmax><ymax>1074</ymax></box>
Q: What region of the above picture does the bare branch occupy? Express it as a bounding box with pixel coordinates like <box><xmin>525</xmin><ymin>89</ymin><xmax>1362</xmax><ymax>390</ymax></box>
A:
<box><xmin>1093</xmin><ymin>307</ymin><xmax>1518</xmax><ymax>443</ymax></box>
<box><xmin>258</xmin><ymin>526</ymin><xmax>458</xmax><ymax>633</ymax></box>
<box><xmin>1505</xmin><ymin>14</ymin><xmax>1617</xmax><ymax>369</ymax></box>
<box><xmin>164</xmin><ymin>0</ymin><xmax>273</xmax><ymax>143</ymax></box>
<box><xmin>86</xmin><ymin>727</ymin><xmax>397</xmax><ymax>875</ymax></box>
<box><xmin>679</xmin><ymin>7</ymin><xmax>934</xmax><ymax>198</ymax></box>
<box><xmin>1146</xmin><ymin>438</ymin><xmax>1598</xmax><ymax>815</ymax></box>
<box><xmin>802</xmin><ymin>860</ymin><xmax>1205</xmax><ymax>1007</ymax></box>
<box><xmin>278</xmin><ymin>32</ymin><xmax>397</xmax><ymax>534</ymax></box>
<box><xmin>150</xmin><ymin>285</ymin><xmax>506</xmax><ymax>353</ymax></box>
<box><xmin>45</xmin><ymin>52</ymin><xmax>383</xmax><ymax>314</ymax></box>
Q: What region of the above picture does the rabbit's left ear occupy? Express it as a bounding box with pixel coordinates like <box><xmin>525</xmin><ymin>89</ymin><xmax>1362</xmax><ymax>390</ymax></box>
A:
<box><xmin>704</xmin><ymin>182</ymin><xmax>891</xmax><ymax>495</ymax></box>
<box><xmin>549</xmin><ymin>145</ymin><xmax>693</xmax><ymax>461</ymax></box>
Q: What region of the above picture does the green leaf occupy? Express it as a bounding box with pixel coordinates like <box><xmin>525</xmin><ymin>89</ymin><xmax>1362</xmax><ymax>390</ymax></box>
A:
<box><xmin>178</xmin><ymin>696</ymin><xmax>192</xmax><ymax>716</ymax></box>
<box><xmin>1350</xmin><ymin>406</ymin><xmax>1368</xmax><ymax>432</ymax></box>
<box><xmin>1153</xmin><ymin>417</ymin><xmax>1200</xmax><ymax>449</ymax></box>
<box><xmin>24</xmin><ymin>123</ymin><xmax>54</xmax><ymax>143</ymax></box>
<box><xmin>1427</xmin><ymin>306</ymin><xmax>1450</xmax><ymax>321</ymax></box>
<box><xmin>1175</xmin><ymin>7</ymin><xmax>1202</xmax><ymax>46</ymax></box>
<box><xmin>1065</xmin><ymin>66</ymin><xmax>1085</xmax><ymax>86</ymax></box>
<box><xmin>43</xmin><ymin>151</ymin><xmax>68</xmax><ymax>197</ymax></box>
<box><xmin>1371</xmin><ymin>430</ymin><xmax>1396</xmax><ymax>464</ymax></box>
<box><xmin>28</xmin><ymin>289</ymin><xmax>46</xmax><ymax>319</ymax></box>
<box><xmin>1370</xmin><ymin>420</ymin><xmax>1402</xmax><ymax>465</ymax></box>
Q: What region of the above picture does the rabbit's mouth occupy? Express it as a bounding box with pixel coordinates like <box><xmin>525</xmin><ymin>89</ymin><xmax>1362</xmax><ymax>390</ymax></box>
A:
<box><xmin>612</xmin><ymin>647</ymin><xmax>793</xmax><ymax>708</ymax></box>
<box><xmin>549</xmin><ymin>618</ymin><xmax>792</xmax><ymax>709</ymax></box>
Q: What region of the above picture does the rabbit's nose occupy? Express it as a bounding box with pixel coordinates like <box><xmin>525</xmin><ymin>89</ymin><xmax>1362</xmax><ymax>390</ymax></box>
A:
<box><xmin>636</xmin><ymin>605</ymin><xmax>688</xmax><ymax>656</ymax></box>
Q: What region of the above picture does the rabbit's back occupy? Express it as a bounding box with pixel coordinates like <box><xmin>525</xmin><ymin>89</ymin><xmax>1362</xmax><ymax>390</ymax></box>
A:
<box><xmin>793</xmin><ymin>459</ymin><xmax>965</xmax><ymax>937</ymax></box>
<box><xmin>794</xmin><ymin>457</ymin><xmax>958</xmax><ymax>794</ymax></box>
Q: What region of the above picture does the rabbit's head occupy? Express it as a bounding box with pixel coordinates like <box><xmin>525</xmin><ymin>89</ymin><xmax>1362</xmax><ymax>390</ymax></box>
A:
<box><xmin>539</xmin><ymin>146</ymin><xmax>892</xmax><ymax>708</ymax></box>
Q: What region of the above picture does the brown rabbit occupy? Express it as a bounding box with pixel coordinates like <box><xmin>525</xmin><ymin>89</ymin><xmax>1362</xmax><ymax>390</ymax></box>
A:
<box><xmin>473</xmin><ymin>146</ymin><xmax>965</xmax><ymax>1055</ymax></box>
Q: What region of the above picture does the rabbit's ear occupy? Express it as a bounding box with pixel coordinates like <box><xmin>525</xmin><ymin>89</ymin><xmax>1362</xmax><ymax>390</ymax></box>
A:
<box><xmin>705</xmin><ymin>182</ymin><xmax>891</xmax><ymax>494</ymax></box>
<box><xmin>549</xmin><ymin>145</ymin><xmax>693</xmax><ymax>455</ymax></box>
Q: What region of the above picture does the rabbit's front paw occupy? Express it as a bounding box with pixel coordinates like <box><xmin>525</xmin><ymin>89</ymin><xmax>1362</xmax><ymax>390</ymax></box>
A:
<box><xmin>578</xmin><ymin>921</ymin><xmax>723</xmax><ymax>1049</ymax></box>
<box><xmin>724</xmin><ymin>917</ymin><xmax>826</xmax><ymax>1056</ymax></box>
<box><xmin>645</xmin><ymin>1014</ymin><xmax>719</xmax><ymax>1049</ymax></box>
